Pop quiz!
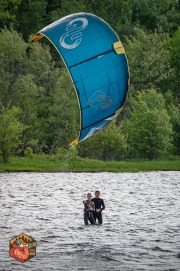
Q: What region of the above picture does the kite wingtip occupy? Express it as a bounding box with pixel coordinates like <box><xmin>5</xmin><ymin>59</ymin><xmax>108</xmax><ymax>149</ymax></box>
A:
<box><xmin>32</xmin><ymin>34</ymin><xmax>44</xmax><ymax>42</ymax></box>
<box><xmin>68</xmin><ymin>139</ymin><xmax>78</xmax><ymax>149</ymax></box>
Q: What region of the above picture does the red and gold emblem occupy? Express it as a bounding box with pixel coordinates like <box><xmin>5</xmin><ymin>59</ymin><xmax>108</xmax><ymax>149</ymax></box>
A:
<box><xmin>9</xmin><ymin>233</ymin><xmax>37</xmax><ymax>263</ymax></box>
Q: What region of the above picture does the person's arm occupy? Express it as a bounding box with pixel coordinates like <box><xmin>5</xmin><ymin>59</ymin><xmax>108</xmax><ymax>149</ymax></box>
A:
<box><xmin>101</xmin><ymin>199</ymin><xmax>105</xmax><ymax>211</ymax></box>
<box><xmin>88</xmin><ymin>201</ymin><xmax>95</xmax><ymax>211</ymax></box>
<box><xmin>91</xmin><ymin>201</ymin><xmax>95</xmax><ymax>211</ymax></box>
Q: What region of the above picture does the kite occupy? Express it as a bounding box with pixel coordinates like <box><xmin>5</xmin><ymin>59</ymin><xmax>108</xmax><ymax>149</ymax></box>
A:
<box><xmin>32</xmin><ymin>13</ymin><xmax>129</xmax><ymax>146</ymax></box>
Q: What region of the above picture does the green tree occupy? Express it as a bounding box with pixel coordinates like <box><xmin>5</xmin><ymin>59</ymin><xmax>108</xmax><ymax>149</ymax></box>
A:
<box><xmin>49</xmin><ymin>70</ymin><xmax>79</xmax><ymax>150</ymax></box>
<box><xmin>131</xmin><ymin>0</ymin><xmax>180</xmax><ymax>34</ymax></box>
<box><xmin>15</xmin><ymin>0</ymin><xmax>47</xmax><ymax>41</ymax></box>
<box><xmin>0</xmin><ymin>29</ymin><xmax>40</xmax><ymax>152</ymax></box>
<box><xmin>0</xmin><ymin>28</ymin><xmax>80</xmax><ymax>154</ymax></box>
<box><xmin>0</xmin><ymin>107</ymin><xmax>25</xmax><ymax>163</ymax></box>
<box><xmin>78</xmin><ymin>121</ymin><xmax>127</xmax><ymax>160</ymax></box>
<box><xmin>168</xmin><ymin>104</ymin><xmax>180</xmax><ymax>155</ymax></box>
<box><xmin>47</xmin><ymin>0</ymin><xmax>86</xmax><ymax>22</ymax></box>
<box><xmin>124</xmin><ymin>89</ymin><xmax>173</xmax><ymax>159</ymax></box>
<box><xmin>0</xmin><ymin>0</ymin><xmax>21</xmax><ymax>29</ymax></box>
<box><xmin>167</xmin><ymin>28</ymin><xmax>180</xmax><ymax>102</ymax></box>
<box><xmin>26</xmin><ymin>40</ymin><xmax>79</xmax><ymax>152</ymax></box>
<box><xmin>0</xmin><ymin>29</ymin><xmax>28</xmax><ymax>109</ymax></box>
<box><xmin>164</xmin><ymin>90</ymin><xmax>180</xmax><ymax>155</ymax></box>
<box><xmin>13</xmin><ymin>74</ymin><xmax>41</xmax><ymax>152</ymax></box>
<box><xmin>125</xmin><ymin>28</ymin><xmax>174</xmax><ymax>95</ymax></box>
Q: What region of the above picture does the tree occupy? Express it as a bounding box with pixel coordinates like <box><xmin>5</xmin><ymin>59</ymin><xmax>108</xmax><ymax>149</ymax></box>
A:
<box><xmin>15</xmin><ymin>0</ymin><xmax>47</xmax><ymax>41</ymax></box>
<box><xmin>168</xmin><ymin>104</ymin><xmax>180</xmax><ymax>155</ymax></box>
<box><xmin>0</xmin><ymin>28</ymin><xmax>27</xmax><ymax>109</ymax></box>
<box><xmin>25</xmin><ymin>40</ymin><xmax>79</xmax><ymax>152</ymax></box>
<box><xmin>124</xmin><ymin>89</ymin><xmax>173</xmax><ymax>159</ymax></box>
<box><xmin>0</xmin><ymin>107</ymin><xmax>25</xmax><ymax>163</ymax></box>
<box><xmin>125</xmin><ymin>28</ymin><xmax>174</xmax><ymax>95</ymax></box>
<box><xmin>0</xmin><ymin>28</ymin><xmax>80</xmax><ymax>154</ymax></box>
<box><xmin>0</xmin><ymin>0</ymin><xmax>21</xmax><ymax>29</ymax></box>
<box><xmin>167</xmin><ymin>28</ymin><xmax>180</xmax><ymax>102</ymax></box>
<box><xmin>131</xmin><ymin>0</ymin><xmax>180</xmax><ymax>34</ymax></box>
<box><xmin>164</xmin><ymin>90</ymin><xmax>180</xmax><ymax>155</ymax></box>
<box><xmin>78</xmin><ymin>121</ymin><xmax>127</xmax><ymax>161</ymax></box>
<box><xmin>49</xmin><ymin>69</ymin><xmax>79</xmax><ymax>150</ymax></box>
<box><xmin>13</xmin><ymin>74</ymin><xmax>41</xmax><ymax>152</ymax></box>
<box><xmin>0</xmin><ymin>29</ymin><xmax>41</xmax><ymax>152</ymax></box>
<box><xmin>47</xmin><ymin>0</ymin><xmax>86</xmax><ymax>23</ymax></box>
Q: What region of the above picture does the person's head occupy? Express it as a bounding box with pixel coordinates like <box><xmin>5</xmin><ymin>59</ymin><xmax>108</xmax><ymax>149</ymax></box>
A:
<box><xmin>95</xmin><ymin>191</ymin><xmax>100</xmax><ymax>198</ymax></box>
<box><xmin>87</xmin><ymin>193</ymin><xmax>92</xmax><ymax>200</ymax></box>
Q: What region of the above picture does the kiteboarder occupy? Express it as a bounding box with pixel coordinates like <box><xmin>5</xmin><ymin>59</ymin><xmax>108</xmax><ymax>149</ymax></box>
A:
<box><xmin>83</xmin><ymin>193</ymin><xmax>95</xmax><ymax>225</ymax></box>
<box><xmin>92</xmin><ymin>191</ymin><xmax>105</xmax><ymax>224</ymax></box>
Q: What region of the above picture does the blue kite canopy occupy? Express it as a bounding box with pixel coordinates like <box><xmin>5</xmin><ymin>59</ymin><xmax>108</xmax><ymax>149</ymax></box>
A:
<box><xmin>33</xmin><ymin>12</ymin><xmax>129</xmax><ymax>146</ymax></box>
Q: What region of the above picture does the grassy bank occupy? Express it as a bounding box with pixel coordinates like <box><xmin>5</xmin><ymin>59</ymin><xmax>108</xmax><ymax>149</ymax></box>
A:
<box><xmin>0</xmin><ymin>156</ymin><xmax>179</xmax><ymax>172</ymax></box>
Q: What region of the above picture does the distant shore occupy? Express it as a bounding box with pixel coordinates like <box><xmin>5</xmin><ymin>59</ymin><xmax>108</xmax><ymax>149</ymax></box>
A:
<box><xmin>0</xmin><ymin>156</ymin><xmax>179</xmax><ymax>172</ymax></box>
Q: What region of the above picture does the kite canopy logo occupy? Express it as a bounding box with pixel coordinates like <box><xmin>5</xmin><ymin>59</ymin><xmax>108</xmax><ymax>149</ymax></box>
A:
<box><xmin>60</xmin><ymin>17</ymin><xmax>88</xmax><ymax>49</ymax></box>
<box><xmin>33</xmin><ymin>12</ymin><xmax>129</xmax><ymax>147</ymax></box>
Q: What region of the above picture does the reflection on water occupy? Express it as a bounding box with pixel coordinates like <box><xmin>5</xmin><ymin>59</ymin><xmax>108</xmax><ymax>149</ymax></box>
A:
<box><xmin>0</xmin><ymin>171</ymin><xmax>180</xmax><ymax>271</ymax></box>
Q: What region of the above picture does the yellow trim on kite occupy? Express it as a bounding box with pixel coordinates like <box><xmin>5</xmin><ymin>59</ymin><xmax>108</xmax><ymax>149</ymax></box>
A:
<box><xmin>32</xmin><ymin>34</ymin><xmax>44</xmax><ymax>42</ymax></box>
<box><xmin>115</xmin><ymin>106</ymin><xmax>124</xmax><ymax>115</ymax></box>
<box><xmin>69</xmin><ymin>139</ymin><xmax>78</xmax><ymax>147</ymax></box>
<box><xmin>128</xmin><ymin>78</ymin><xmax>130</xmax><ymax>86</ymax></box>
<box><xmin>113</xmin><ymin>41</ymin><xmax>125</xmax><ymax>54</ymax></box>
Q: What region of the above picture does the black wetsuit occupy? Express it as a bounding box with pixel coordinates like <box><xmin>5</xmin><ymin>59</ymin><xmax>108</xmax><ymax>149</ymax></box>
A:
<box><xmin>91</xmin><ymin>197</ymin><xmax>105</xmax><ymax>224</ymax></box>
<box><xmin>83</xmin><ymin>200</ymin><xmax>95</xmax><ymax>225</ymax></box>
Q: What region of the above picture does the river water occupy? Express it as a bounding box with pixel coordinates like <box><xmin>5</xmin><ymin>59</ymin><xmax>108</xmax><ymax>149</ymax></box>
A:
<box><xmin>0</xmin><ymin>171</ymin><xmax>180</xmax><ymax>271</ymax></box>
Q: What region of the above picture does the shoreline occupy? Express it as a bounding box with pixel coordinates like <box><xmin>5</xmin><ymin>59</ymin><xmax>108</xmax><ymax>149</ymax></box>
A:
<box><xmin>0</xmin><ymin>156</ymin><xmax>179</xmax><ymax>173</ymax></box>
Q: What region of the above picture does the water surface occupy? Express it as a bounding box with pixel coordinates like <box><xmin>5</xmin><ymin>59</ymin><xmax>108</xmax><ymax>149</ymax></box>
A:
<box><xmin>0</xmin><ymin>171</ymin><xmax>180</xmax><ymax>270</ymax></box>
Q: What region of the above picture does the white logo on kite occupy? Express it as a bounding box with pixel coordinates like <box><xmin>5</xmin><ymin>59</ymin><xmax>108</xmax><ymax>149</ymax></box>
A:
<box><xmin>60</xmin><ymin>17</ymin><xmax>88</xmax><ymax>49</ymax></box>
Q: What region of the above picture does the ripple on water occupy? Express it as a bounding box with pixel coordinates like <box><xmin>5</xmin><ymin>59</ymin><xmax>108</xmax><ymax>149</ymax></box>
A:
<box><xmin>0</xmin><ymin>171</ymin><xmax>180</xmax><ymax>271</ymax></box>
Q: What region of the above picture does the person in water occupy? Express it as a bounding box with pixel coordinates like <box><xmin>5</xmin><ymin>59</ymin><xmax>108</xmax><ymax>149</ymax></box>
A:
<box><xmin>91</xmin><ymin>191</ymin><xmax>105</xmax><ymax>224</ymax></box>
<box><xmin>83</xmin><ymin>193</ymin><xmax>95</xmax><ymax>225</ymax></box>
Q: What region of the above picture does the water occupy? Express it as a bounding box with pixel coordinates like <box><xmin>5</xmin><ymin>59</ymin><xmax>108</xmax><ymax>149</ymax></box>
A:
<box><xmin>0</xmin><ymin>171</ymin><xmax>180</xmax><ymax>271</ymax></box>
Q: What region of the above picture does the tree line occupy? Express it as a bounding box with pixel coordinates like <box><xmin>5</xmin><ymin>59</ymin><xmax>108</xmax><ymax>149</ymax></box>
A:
<box><xmin>0</xmin><ymin>0</ymin><xmax>179</xmax><ymax>162</ymax></box>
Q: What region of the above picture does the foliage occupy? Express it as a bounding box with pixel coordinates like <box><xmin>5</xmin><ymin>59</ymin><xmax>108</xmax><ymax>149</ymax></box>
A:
<box><xmin>167</xmin><ymin>103</ymin><xmax>180</xmax><ymax>155</ymax></box>
<box><xmin>0</xmin><ymin>29</ymin><xmax>79</xmax><ymax>156</ymax></box>
<box><xmin>0</xmin><ymin>155</ymin><xmax>179</xmax><ymax>172</ymax></box>
<box><xmin>15</xmin><ymin>0</ymin><xmax>47</xmax><ymax>41</ymax></box>
<box><xmin>0</xmin><ymin>1</ymin><xmax>179</xmax><ymax>162</ymax></box>
<box><xmin>167</xmin><ymin>28</ymin><xmax>180</xmax><ymax>101</ymax></box>
<box><xmin>24</xmin><ymin>146</ymin><xmax>34</xmax><ymax>158</ymax></box>
<box><xmin>47</xmin><ymin>0</ymin><xmax>86</xmax><ymax>23</ymax></box>
<box><xmin>0</xmin><ymin>0</ymin><xmax>21</xmax><ymax>29</ymax></box>
<box><xmin>78</xmin><ymin>121</ymin><xmax>127</xmax><ymax>161</ymax></box>
<box><xmin>124</xmin><ymin>89</ymin><xmax>173</xmax><ymax>159</ymax></box>
<box><xmin>125</xmin><ymin>28</ymin><xmax>174</xmax><ymax>95</ymax></box>
<box><xmin>48</xmin><ymin>70</ymin><xmax>79</xmax><ymax>150</ymax></box>
<box><xmin>54</xmin><ymin>147</ymin><xmax>69</xmax><ymax>160</ymax></box>
<box><xmin>131</xmin><ymin>0</ymin><xmax>180</xmax><ymax>34</ymax></box>
<box><xmin>0</xmin><ymin>107</ymin><xmax>25</xmax><ymax>163</ymax></box>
